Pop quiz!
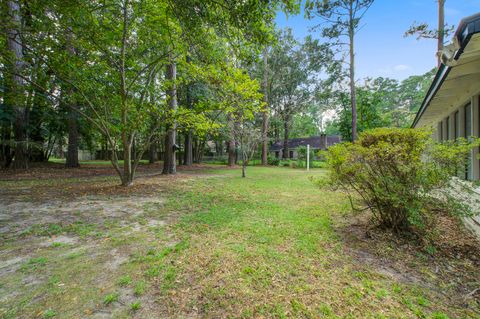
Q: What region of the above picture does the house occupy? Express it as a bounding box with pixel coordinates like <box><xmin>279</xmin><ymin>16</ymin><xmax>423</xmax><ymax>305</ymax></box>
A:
<box><xmin>412</xmin><ymin>12</ymin><xmax>480</xmax><ymax>236</ymax></box>
<box><xmin>269</xmin><ymin>134</ymin><xmax>341</xmax><ymax>159</ymax></box>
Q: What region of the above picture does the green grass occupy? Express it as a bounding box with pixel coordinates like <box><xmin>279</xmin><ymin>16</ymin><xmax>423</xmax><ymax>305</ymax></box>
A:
<box><xmin>130</xmin><ymin>301</ymin><xmax>141</xmax><ymax>311</ymax></box>
<box><xmin>21</xmin><ymin>221</ymin><xmax>101</xmax><ymax>238</ymax></box>
<box><xmin>117</xmin><ymin>275</ymin><xmax>132</xmax><ymax>287</ymax></box>
<box><xmin>134</xmin><ymin>280</ymin><xmax>146</xmax><ymax>296</ymax></box>
<box><xmin>128</xmin><ymin>167</ymin><xmax>472</xmax><ymax>318</ymax></box>
<box><xmin>42</xmin><ymin>309</ymin><xmax>57</xmax><ymax>319</ymax></box>
<box><xmin>0</xmin><ymin>166</ymin><xmax>476</xmax><ymax>318</ymax></box>
<box><xmin>103</xmin><ymin>292</ymin><xmax>119</xmax><ymax>305</ymax></box>
<box><xmin>21</xmin><ymin>257</ymin><xmax>48</xmax><ymax>271</ymax></box>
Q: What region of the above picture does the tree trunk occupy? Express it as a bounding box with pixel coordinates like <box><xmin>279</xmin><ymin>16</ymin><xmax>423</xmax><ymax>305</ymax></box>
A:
<box><xmin>44</xmin><ymin>135</ymin><xmax>55</xmax><ymax>161</ymax></box>
<box><xmin>183</xmin><ymin>56</ymin><xmax>193</xmax><ymax>166</ymax></box>
<box><xmin>2</xmin><ymin>125</ymin><xmax>13</xmax><ymax>168</ymax></box>
<box><xmin>163</xmin><ymin>121</ymin><xmax>175</xmax><ymax>174</ymax></box>
<box><xmin>194</xmin><ymin>138</ymin><xmax>204</xmax><ymax>163</ymax></box>
<box><xmin>349</xmin><ymin>5</ymin><xmax>357</xmax><ymax>142</ymax></box>
<box><xmin>218</xmin><ymin>140</ymin><xmax>224</xmax><ymax>155</ymax></box>
<box><xmin>65</xmin><ymin>30</ymin><xmax>79</xmax><ymax>168</ymax></box>
<box><xmin>57</xmin><ymin>137</ymin><xmax>64</xmax><ymax>158</ymax></box>
<box><xmin>282</xmin><ymin>114</ymin><xmax>289</xmax><ymax>159</ymax></box>
<box><xmin>132</xmin><ymin>138</ymin><xmax>137</xmax><ymax>163</ymax></box>
<box><xmin>148</xmin><ymin>139</ymin><xmax>156</xmax><ymax>164</ymax></box>
<box><xmin>228</xmin><ymin>138</ymin><xmax>235</xmax><ymax>166</ymax></box>
<box><xmin>2</xmin><ymin>54</ymin><xmax>14</xmax><ymax>167</ymax></box>
<box><xmin>119</xmin><ymin>0</ymin><xmax>132</xmax><ymax>186</ymax></box>
<box><xmin>121</xmin><ymin>141</ymin><xmax>133</xmax><ymax>186</ymax></box>
<box><xmin>241</xmin><ymin>144</ymin><xmax>247</xmax><ymax>178</ymax></box>
<box><xmin>29</xmin><ymin>108</ymin><xmax>46</xmax><ymax>162</ymax></box>
<box><xmin>192</xmin><ymin>137</ymin><xmax>198</xmax><ymax>163</ymax></box>
<box><xmin>26</xmin><ymin>64</ymin><xmax>46</xmax><ymax>162</ymax></box>
<box><xmin>177</xmin><ymin>139</ymin><xmax>182</xmax><ymax>166</ymax></box>
<box><xmin>158</xmin><ymin>137</ymin><xmax>164</xmax><ymax>161</ymax></box>
<box><xmin>104</xmin><ymin>139</ymin><xmax>109</xmax><ymax>160</ymax></box>
<box><xmin>163</xmin><ymin>58</ymin><xmax>177</xmax><ymax>174</ymax></box>
<box><xmin>437</xmin><ymin>0</ymin><xmax>445</xmax><ymax>66</ymax></box>
<box><xmin>227</xmin><ymin>115</ymin><xmax>236</xmax><ymax>166</ymax></box>
<box><xmin>7</xmin><ymin>0</ymin><xmax>28</xmax><ymax>169</ymax></box>
<box><xmin>66</xmin><ymin>101</ymin><xmax>79</xmax><ymax>167</ymax></box>
<box><xmin>184</xmin><ymin>132</ymin><xmax>193</xmax><ymax>166</ymax></box>
<box><xmin>261</xmin><ymin>47</ymin><xmax>269</xmax><ymax>165</ymax></box>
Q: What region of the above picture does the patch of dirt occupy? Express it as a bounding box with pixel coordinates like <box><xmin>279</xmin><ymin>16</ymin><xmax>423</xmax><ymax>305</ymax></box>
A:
<box><xmin>337</xmin><ymin>212</ymin><xmax>480</xmax><ymax>308</ymax></box>
<box><xmin>106</xmin><ymin>249</ymin><xmax>129</xmax><ymax>271</ymax></box>
<box><xmin>21</xmin><ymin>274</ymin><xmax>45</xmax><ymax>287</ymax></box>
<box><xmin>0</xmin><ymin>174</ymin><xmax>222</xmax><ymax>208</ymax></box>
<box><xmin>0</xmin><ymin>256</ymin><xmax>28</xmax><ymax>275</ymax></box>
<box><xmin>90</xmin><ymin>311</ymin><xmax>115</xmax><ymax>319</ymax></box>
<box><xmin>0</xmin><ymin>195</ymin><xmax>164</xmax><ymax>239</ymax></box>
<box><xmin>0</xmin><ymin>165</ymin><xmax>222</xmax><ymax>318</ymax></box>
<box><xmin>147</xmin><ymin>219</ymin><xmax>166</xmax><ymax>227</ymax></box>
<box><xmin>39</xmin><ymin>235</ymin><xmax>79</xmax><ymax>247</ymax></box>
<box><xmin>0</xmin><ymin>162</ymin><xmax>225</xmax><ymax>181</ymax></box>
<box><xmin>345</xmin><ymin>247</ymin><xmax>429</xmax><ymax>287</ymax></box>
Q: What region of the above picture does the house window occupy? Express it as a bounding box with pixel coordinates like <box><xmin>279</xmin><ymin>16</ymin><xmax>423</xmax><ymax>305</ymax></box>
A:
<box><xmin>275</xmin><ymin>151</ymin><xmax>279</xmax><ymax>158</ymax></box>
<box><xmin>438</xmin><ymin>121</ymin><xmax>443</xmax><ymax>141</ymax></box>
<box><xmin>289</xmin><ymin>151</ymin><xmax>294</xmax><ymax>158</ymax></box>
<box><xmin>455</xmin><ymin>111</ymin><xmax>460</xmax><ymax>139</ymax></box>
<box><xmin>446</xmin><ymin>116</ymin><xmax>450</xmax><ymax>140</ymax></box>
<box><xmin>465</xmin><ymin>103</ymin><xmax>472</xmax><ymax>137</ymax></box>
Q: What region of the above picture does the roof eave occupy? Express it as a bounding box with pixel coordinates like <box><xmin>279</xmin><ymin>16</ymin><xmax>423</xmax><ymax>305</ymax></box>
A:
<box><xmin>411</xmin><ymin>12</ymin><xmax>480</xmax><ymax>128</ymax></box>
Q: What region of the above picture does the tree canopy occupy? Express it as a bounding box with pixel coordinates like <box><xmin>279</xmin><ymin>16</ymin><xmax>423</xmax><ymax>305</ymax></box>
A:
<box><xmin>0</xmin><ymin>0</ymin><xmax>439</xmax><ymax>180</ymax></box>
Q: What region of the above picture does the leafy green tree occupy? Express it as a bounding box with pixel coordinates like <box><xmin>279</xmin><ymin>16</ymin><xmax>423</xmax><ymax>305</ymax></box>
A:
<box><xmin>267</xmin><ymin>29</ymin><xmax>332</xmax><ymax>158</ymax></box>
<box><xmin>334</xmin><ymin>84</ymin><xmax>386</xmax><ymax>140</ymax></box>
<box><xmin>306</xmin><ymin>0</ymin><xmax>374</xmax><ymax>142</ymax></box>
<box><xmin>1</xmin><ymin>0</ymin><xmax>293</xmax><ymax>185</ymax></box>
<box><xmin>327</xmin><ymin>67</ymin><xmax>435</xmax><ymax>140</ymax></box>
<box><xmin>398</xmin><ymin>69</ymin><xmax>436</xmax><ymax>114</ymax></box>
<box><xmin>212</xmin><ymin>67</ymin><xmax>264</xmax><ymax>176</ymax></box>
<box><xmin>289</xmin><ymin>112</ymin><xmax>320</xmax><ymax>138</ymax></box>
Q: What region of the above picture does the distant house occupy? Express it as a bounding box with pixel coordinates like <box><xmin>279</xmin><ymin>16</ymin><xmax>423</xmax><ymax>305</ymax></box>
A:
<box><xmin>269</xmin><ymin>134</ymin><xmax>341</xmax><ymax>159</ymax></box>
<box><xmin>412</xmin><ymin>13</ymin><xmax>480</xmax><ymax>237</ymax></box>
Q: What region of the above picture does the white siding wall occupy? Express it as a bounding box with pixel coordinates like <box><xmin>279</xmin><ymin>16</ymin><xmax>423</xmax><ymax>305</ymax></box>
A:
<box><xmin>472</xmin><ymin>94</ymin><xmax>480</xmax><ymax>180</ymax></box>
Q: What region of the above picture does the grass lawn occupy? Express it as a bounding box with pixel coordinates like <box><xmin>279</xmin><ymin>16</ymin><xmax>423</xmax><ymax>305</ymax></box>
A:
<box><xmin>0</xmin><ymin>166</ymin><xmax>478</xmax><ymax>318</ymax></box>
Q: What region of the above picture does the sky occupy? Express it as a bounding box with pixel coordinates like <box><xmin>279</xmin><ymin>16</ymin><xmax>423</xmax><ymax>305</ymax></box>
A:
<box><xmin>275</xmin><ymin>0</ymin><xmax>480</xmax><ymax>81</ymax></box>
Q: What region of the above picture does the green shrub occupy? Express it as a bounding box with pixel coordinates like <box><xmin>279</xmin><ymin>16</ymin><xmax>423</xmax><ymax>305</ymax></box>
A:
<box><xmin>267</xmin><ymin>156</ymin><xmax>280</xmax><ymax>166</ymax></box>
<box><xmin>296</xmin><ymin>159</ymin><xmax>305</xmax><ymax>168</ymax></box>
<box><xmin>322</xmin><ymin>128</ymin><xmax>477</xmax><ymax>234</ymax></box>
